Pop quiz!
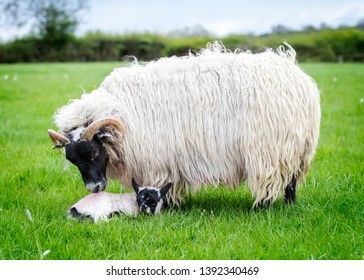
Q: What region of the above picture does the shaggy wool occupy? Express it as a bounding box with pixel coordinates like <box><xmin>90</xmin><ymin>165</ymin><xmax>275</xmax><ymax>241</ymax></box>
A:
<box><xmin>54</xmin><ymin>42</ymin><xmax>321</xmax><ymax>207</ymax></box>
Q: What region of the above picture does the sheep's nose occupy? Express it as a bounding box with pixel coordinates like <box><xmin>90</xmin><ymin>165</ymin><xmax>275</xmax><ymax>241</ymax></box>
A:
<box><xmin>85</xmin><ymin>181</ymin><xmax>107</xmax><ymax>193</ymax></box>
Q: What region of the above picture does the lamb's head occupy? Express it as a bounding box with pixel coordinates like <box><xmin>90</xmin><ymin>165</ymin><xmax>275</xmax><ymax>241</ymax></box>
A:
<box><xmin>48</xmin><ymin>118</ymin><xmax>124</xmax><ymax>193</ymax></box>
<box><xmin>132</xmin><ymin>178</ymin><xmax>172</xmax><ymax>214</ymax></box>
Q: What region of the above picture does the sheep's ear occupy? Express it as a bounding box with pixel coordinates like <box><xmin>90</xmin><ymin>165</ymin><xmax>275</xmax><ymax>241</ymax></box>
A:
<box><xmin>132</xmin><ymin>178</ymin><xmax>140</xmax><ymax>193</ymax></box>
<box><xmin>160</xmin><ymin>183</ymin><xmax>172</xmax><ymax>198</ymax></box>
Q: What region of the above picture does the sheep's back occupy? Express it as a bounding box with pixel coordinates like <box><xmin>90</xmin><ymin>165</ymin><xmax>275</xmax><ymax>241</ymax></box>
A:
<box><xmin>99</xmin><ymin>46</ymin><xmax>320</xmax><ymax>189</ymax></box>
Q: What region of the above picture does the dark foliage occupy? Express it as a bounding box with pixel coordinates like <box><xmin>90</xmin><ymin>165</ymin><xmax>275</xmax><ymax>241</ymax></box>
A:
<box><xmin>1</xmin><ymin>28</ymin><xmax>364</xmax><ymax>63</ymax></box>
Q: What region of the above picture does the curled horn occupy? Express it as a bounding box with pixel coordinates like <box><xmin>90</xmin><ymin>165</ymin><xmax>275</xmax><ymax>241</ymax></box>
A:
<box><xmin>48</xmin><ymin>129</ymin><xmax>70</xmax><ymax>149</ymax></box>
<box><xmin>81</xmin><ymin>117</ymin><xmax>125</xmax><ymax>141</ymax></box>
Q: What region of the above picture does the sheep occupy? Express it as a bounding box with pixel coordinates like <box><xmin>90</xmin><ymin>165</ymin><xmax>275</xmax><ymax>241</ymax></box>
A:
<box><xmin>68</xmin><ymin>192</ymin><xmax>138</xmax><ymax>222</ymax></box>
<box><xmin>48</xmin><ymin>42</ymin><xmax>321</xmax><ymax>209</ymax></box>
<box><xmin>68</xmin><ymin>179</ymin><xmax>172</xmax><ymax>221</ymax></box>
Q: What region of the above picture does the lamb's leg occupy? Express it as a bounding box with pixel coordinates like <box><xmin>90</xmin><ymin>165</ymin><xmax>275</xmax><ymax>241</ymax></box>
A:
<box><xmin>68</xmin><ymin>206</ymin><xmax>93</xmax><ymax>221</ymax></box>
<box><xmin>284</xmin><ymin>176</ymin><xmax>297</xmax><ymax>204</ymax></box>
<box><xmin>67</xmin><ymin>193</ymin><xmax>112</xmax><ymax>222</ymax></box>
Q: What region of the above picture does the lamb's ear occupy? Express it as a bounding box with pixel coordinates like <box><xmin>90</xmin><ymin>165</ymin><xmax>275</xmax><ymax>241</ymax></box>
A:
<box><xmin>160</xmin><ymin>183</ymin><xmax>172</xmax><ymax>198</ymax></box>
<box><xmin>132</xmin><ymin>178</ymin><xmax>140</xmax><ymax>193</ymax></box>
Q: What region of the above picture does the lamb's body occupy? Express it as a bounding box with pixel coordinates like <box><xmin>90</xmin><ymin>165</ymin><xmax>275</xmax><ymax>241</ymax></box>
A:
<box><xmin>55</xmin><ymin>43</ymin><xmax>320</xmax><ymax>207</ymax></box>
<box><xmin>68</xmin><ymin>192</ymin><xmax>138</xmax><ymax>222</ymax></box>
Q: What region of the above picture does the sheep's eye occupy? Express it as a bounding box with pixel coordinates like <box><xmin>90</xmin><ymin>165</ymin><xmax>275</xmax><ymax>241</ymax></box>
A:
<box><xmin>91</xmin><ymin>150</ymin><xmax>100</xmax><ymax>160</ymax></box>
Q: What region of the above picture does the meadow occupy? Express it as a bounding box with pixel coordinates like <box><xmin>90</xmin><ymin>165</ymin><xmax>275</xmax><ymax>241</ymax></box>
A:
<box><xmin>0</xmin><ymin>61</ymin><xmax>363</xmax><ymax>260</ymax></box>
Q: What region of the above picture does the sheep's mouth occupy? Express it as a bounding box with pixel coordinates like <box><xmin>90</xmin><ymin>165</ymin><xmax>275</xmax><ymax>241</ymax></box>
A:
<box><xmin>85</xmin><ymin>180</ymin><xmax>107</xmax><ymax>193</ymax></box>
<box><xmin>139</xmin><ymin>205</ymin><xmax>152</xmax><ymax>214</ymax></box>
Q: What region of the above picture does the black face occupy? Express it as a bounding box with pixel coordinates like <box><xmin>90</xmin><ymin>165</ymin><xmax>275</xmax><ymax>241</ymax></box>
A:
<box><xmin>132</xmin><ymin>178</ymin><xmax>172</xmax><ymax>214</ymax></box>
<box><xmin>136</xmin><ymin>188</ymin><xmax>162</xmax><ymax>214</ymax></box>
<box><xmin>65</xmin><ymin>139</ymin><xmax>108</xmax><ymax>193</ymax></box>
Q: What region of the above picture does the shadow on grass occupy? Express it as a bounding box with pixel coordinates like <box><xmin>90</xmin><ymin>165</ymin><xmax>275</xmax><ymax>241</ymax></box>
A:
<box><xmin>171</xmin><ymin>185</ymin><xmax>298</xmax><ymax>218</ymax></box>
<box><xmin>176</xmin><ymin>186</ymin><xmax>254</xmax><ymax>216</ymax></box>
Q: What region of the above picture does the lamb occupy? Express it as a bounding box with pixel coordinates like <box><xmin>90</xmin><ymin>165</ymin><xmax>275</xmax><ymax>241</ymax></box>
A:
<box><xmin>132</xmin><ymin>179</ymin><xmax>172</xmax><ymax>214</ymax></box>
<box><xmin>68</xmin><ymin>179</ymin><xmax>172</xmax><ymax>221</ymax></box>
<box><xmin>49</xmin><ymin>42</ymin><xmax>321</xmax><ymax>209</ymax></box>
<box><xmin>68</xmin><ymin>192</ymin><xmax>138</xmax><ymax>222</ymax></box>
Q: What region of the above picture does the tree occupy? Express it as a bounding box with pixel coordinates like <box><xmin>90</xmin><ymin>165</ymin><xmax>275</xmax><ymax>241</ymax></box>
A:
<box><xmin>356</xmin><ymin>18</ymin><xmax>364</xmax><ymax>30</ymax></box>
<box><xmin>1</xmin><ymin>0</ymin><xmax>88</xmax><ymax>48</ymax></box>
<box><xmin>302</xmin><ymin>25</ymin><xmax>317</xmax><ymax>32</ymax></box>
<box><xmin>271</xmin><ymin>24</ymin><xmax>292</xmax><ymax>34</ymax></box>
<box><xmin>319</xmin><ymin>22</ymin><xmax>332</xmax><ymax>30</ymax></box>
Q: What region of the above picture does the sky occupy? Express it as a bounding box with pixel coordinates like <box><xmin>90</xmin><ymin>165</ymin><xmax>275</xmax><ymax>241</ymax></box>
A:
<box><xmin>1</xmin><ymin>0</ymin><xmax>364</xmax><ymax>41</ymax></box>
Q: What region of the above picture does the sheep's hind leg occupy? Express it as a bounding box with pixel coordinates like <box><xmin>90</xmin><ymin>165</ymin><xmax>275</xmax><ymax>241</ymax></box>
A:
<box><xmin>256</xmin><ymin>199</ymin><xmax>271</xmax><ymax>208</ymax></box>
<box><xmin>284</xmin><ymin>176</ymin><xmax>297</xmax><ymax>204</ymax></box>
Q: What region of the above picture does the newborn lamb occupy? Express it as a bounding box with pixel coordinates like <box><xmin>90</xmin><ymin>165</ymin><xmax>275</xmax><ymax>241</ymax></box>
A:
<box><xmin>68</xmin><ymin>192</ymin><xmax>138</xmax><ymax>222</ymax></box>
<box><xmin>68</xmin><ymin>179</ymin><xmax>172</xmax><ymax>222</ymax></box>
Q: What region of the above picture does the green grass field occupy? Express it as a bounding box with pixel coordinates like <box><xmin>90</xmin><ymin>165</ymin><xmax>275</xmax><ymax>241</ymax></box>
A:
<box><xmin>0</xmin><ymin>62</ymin><xmax>363</xmax><ymax>260</ymax></box>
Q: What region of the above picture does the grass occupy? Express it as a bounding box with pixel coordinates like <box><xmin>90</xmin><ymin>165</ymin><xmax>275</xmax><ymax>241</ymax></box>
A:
<box><xmin>0</xmin><ymin>62</ymin><xmax>363</xmax><ymax>260</ymax></box>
